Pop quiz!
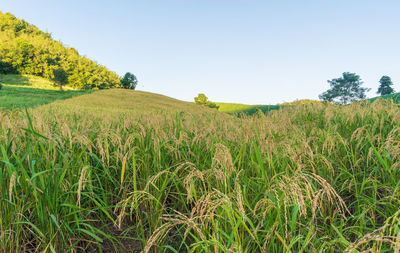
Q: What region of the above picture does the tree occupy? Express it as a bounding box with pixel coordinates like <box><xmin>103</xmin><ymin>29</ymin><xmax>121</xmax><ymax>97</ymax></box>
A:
<box><xmin>52</xmin><ymin>68</ymin><xmax>68</xmax><ymax>90</ymax></box>
<box><xmin>194</xmin><ymin>93</ymin><xmax>208</xmax><ymax>104</ymax></box>
<box><xmin>121</xmin><ymin>72</ymin><xmax>138</xmax><ymax>90</ymax></box>
<box><xmin>319</xmin><ymin>72</ymin><xmax>370</xmax><ymax>104</ymax></box>
<box><xmin>377</xmin><ymin>76</ymin><xmax>395</xmax><ymax>96</ymax></box>
<box><xmin>194</xmin><ymin>93</ymin><xmax>219</xmax><ymax>109</ymax></box>
<box><xmin>0</xmin><ymin>61</ymin><xmax>16</xmax><ymax>74</ymax></box>
<box><xmin>0</xmin><ymin>12</ymin><xmax>121</xmax><ymax>89</ymax></box>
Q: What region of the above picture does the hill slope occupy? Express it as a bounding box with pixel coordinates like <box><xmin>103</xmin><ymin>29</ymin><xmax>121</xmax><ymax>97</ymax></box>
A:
<box><xmin>217</xmin><ymin>102</ymin><xmax>280</xmax><ymax>114</ymax></box>
<box><xmin>41</xmin><ymin>89</ymin><xmax>224</xmax><ymax>115</ymax></box>
<box><xmin>0</xmin><ymin>11</ymin><xmax>120</xmax><ymax>89</ymax></box>
<box><xmin>217</xmin><ymin>99</ymin><xmax>322</xmax><ymax>115</ymax></box>
<box><xmin>0</xmin><ymin>74</ymin><xmax>90</xmax><ymax>109</ymax></box>
<box><xmin>369</xmin><ymin>92</ymin><xmax>400</xmax><ymax>103</ymax></box>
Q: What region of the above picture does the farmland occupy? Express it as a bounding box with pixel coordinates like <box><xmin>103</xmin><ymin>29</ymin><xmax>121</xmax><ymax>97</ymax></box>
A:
<box><xmin>1</xmin><ymin>89</ymin><xmax>399</xmax><ymax>252</ymax></box>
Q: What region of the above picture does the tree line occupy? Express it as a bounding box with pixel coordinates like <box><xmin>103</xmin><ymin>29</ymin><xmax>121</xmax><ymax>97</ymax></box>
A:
<box><xmin>196</xmin><ymin>73</ymin><xmax>396</xmax><ymax>111</ymax></box>
<box><xmin>0</xmin><ymin>12</ymin><xmax>137</xmax><ymax>90</ymax></box>
<box><xmin>319</xmin><ymin>72</ymin><xmax>396</xmax><ymax>104</ymax></box>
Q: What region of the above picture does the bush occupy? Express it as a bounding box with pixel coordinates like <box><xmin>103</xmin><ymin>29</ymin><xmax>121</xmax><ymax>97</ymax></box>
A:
<box><xmin>194</xmin><ymin>93</ymin><xmax>219</xmax><ymax>109</ymax></box>
<box><xmin>52</xmin><ymin>68</ymin><xmax>68</xmax><ymax>90</ymax></box>
<box><xmin>120</xmin><ymin>72</ymin><xmax>138</xmax><ymax>89</ymax></box>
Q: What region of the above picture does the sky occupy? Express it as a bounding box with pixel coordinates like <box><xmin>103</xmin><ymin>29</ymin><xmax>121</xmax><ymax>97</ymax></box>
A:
<box><xmin>1</xmin><ymin>0</ymin><xmax>400</xmax><ymax>104</ymax></box>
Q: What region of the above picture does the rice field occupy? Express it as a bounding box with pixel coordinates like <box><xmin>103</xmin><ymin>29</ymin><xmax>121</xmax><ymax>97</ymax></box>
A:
<box><xmin>1</xmin><ymin>89</ymin><xmax>400</xmax><ymax>252</ymax></box>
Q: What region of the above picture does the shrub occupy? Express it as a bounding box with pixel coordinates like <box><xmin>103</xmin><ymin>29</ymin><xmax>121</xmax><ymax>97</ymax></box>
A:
<box><xmin>194</xmin><ymin>93</ymin><xmax>219</xmax><ymax>109</ymax></box>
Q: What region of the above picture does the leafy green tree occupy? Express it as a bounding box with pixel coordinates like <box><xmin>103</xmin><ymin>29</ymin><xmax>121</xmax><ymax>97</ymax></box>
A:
<box><xmin>121</xmin><ymin>72</ymin><xmax>138</xmax><ymax>89</ymax></box>
<box><xmin>194</xmin><ymin>93</ymin><xmax>219</xmax><ymax>109</ymax></box>
<box><xmin>0</xmin><ymin>61</ymin><xmax>16</xmax><ymax>74</ymax></box>
<box><xmin>52</xmin><ymin>68</ymin><xmax>68</xmax><ymax>90</ymax></box>
<box><xmin>377</xmin><ymin>76</ymin><xmax>395</xmax><ymax>96</ymax></box>
<box><xmin>194</xmin><ymin>93</ymin><xmax>208</xmax><ymax>104</ymax></box>
<box><xmin>319</xmin><ymin>72</ymin><xmax>370</xmax><ymax>104</ymax></box>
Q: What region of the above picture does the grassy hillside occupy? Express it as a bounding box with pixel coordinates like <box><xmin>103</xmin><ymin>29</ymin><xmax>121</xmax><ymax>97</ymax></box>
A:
<box><xmin>217</xmin><ymin>96</ymin><xmax>394</xmax><ymax>115</ymax></box>
<box><xmin>44</xmin><ymin>88</ymin><xmax>219</xmax><ymax>115</ymax></box>
<box><xmin>369</xmin><ymin>92</ymin><xmax>400</xmax><ymax>103</ymax></box>
<box><xmin>0</xmin><ymin>74</ymin><xmax>91</xmax><ymax>109</ymax></box>
<box><xmin>1</xmin><ymin>90</ymin><xmax>399</xmax><ymax>252</ymax></box>
<box><xmin>217</xmin><ymin>102</ymin><xmax>280</xmax><ymax>114</ymax></box>
<box><xmin>280</xmin><ymin>98</ymin><xmax>324</xmax><ymax>105</ymax></box>
<box><xmin>217</xmin><ymin>99</ymin><xmax>326</xmax><ymax>115</ymax></box>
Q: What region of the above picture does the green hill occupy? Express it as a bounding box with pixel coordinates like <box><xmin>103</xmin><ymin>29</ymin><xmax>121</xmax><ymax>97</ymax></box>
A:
<box><xmin>43</xmin><ymin>88</ymin><xmax>224</xmax><ymax>115</ymax></box>
<box><xmin>0</xmin><ymin>11</ymin><xmax>121</xmax><ymax>89</ymax></box>
<box><xmin>280</xmin><ymin>98</ymin><xmax>324</xmax><ymax>106</ymax></box>
<box><xmin>369</xmin><ymin>92</ymin><xmax>400</xmax><ymax>103</ymax></box>
<box><xmin>217</xmin><ymin>102</ymin><xmax>280</xmax><ymax>114</ymax></box>
<box><xmin>218</xmin><ymin>96</ymin><xmax>398</xmax><ymax>115</ymax></box>
<box><xmin>217</xmin><ymin>99</ymin><xmax>323</xmax><ymax>115</ymax></box>
<box><xmin>0</xmin><ymin>74</ymin><xmax>90</xmax><ymax>109</ymax></box>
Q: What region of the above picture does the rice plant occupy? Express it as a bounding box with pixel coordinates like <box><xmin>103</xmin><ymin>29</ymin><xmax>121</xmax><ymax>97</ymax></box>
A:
<box><xmin>0</xmin><ymin>89</ymin><xmax>399</xmax><ymax>252</ymax></box>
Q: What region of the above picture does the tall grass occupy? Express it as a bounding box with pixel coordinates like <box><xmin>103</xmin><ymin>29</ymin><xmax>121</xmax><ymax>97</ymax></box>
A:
<box><xmin>0</xmin><ymin>90</ymin><xmax>399</xmax><ymax>252</ymax></box>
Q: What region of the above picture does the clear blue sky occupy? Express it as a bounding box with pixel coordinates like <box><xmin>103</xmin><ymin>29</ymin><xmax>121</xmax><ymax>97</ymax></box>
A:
<box><xmin>2</xmin><ymin>0</ymin><xmax>400</xmax><ymax>104</ymax></box>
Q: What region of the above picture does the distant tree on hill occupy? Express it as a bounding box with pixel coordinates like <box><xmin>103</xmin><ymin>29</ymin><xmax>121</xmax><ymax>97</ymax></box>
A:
<box><xmin>52</xmin><ymin>68</ymin><xmax>68</xmax><ymax>90</ymax></box>
<box><xmin>194</xmin><ymin>93</ymin><xmax>219</xmax><ymax>109</ymax></box>
<box><xmin>121</xmin><ymin>72</ymin><xmax>138</xmax><ymax>90</ymax></box>
<box><xmin>319</xmin><ymin>72</ymin><xmax>370</xmax><ymax>104</ymax></box>
<box><xmin>194</xmin><ymin>93</ymin><xmax>208</xmax><ymax>104</ymax></box>
<box><xmin>377</xmin><ymin>76</ymin><xmax>395</xmax><ymax>96</ymax></box>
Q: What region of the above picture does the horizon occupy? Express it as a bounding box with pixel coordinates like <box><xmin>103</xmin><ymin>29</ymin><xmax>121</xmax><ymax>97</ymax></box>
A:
<box><xmin>1</xmin><ymin>0</ymin><xmax>400</xmax><ymax>104</ymax></box>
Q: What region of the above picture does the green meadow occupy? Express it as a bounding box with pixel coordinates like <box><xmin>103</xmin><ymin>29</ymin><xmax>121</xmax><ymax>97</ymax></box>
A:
<box><xmin>0</xmin><ymin>74</ymin><xmax>91</xmax><ymax>110</ymax></box>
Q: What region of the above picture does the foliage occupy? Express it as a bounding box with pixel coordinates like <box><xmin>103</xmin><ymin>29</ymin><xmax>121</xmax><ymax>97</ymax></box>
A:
<box><xmin>194</xmin><ymin>93</ymin><xmax>208</xmax><ymax>104</ymax></box>
<box><xmin>52</xmin><ymin>68</ymin><xmax>68</xmax><ymax>90</ymax></box>
<box><xmin>0</xmin><ymin>60</ymin><xmax>16</xmax><ymax>74</ymax></box>
<box><xmin>377</xmin><ymin>75</ymin><xmax>395</xmax><ymax>95</ymax></box>
<box><xmin>319</xmin><ymin>72</ymin><xmax>370</xmax><ymax>104</ymax></box>
<box><xmin>194</xmin><ymin>93</ymin><xmax>219</xmax><ymax>109</ymax></box>
<box><xmin>1</xmin><ymin>89</ymin><xmax>400</xmax><ymax>252</ymax></box>
<box><xmin>120</xmin><ymin>72</ymin><xmax>138</xmax><ymax>89</ymax></box>
<box><xmin>0</xmin><ymin>74</ymin><xmax>90</xmax><ymax>109</ymax></box>
<box><xmin>0</xmin><ymin>11</ymin><xmax>121</xmax><ymax>89</ymax></box>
